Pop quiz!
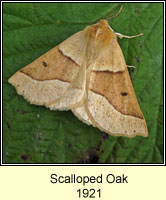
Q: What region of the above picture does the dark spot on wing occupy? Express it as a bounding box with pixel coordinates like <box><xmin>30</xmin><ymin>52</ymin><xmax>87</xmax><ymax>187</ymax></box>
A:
<box><xmin>121</xmin><ymin>92</ymin><xmax>128</xmax><ymax>96</ymax></box>
<box><xmin>42</xmin><ymin>61</ymin><xmax>47</xmax><ymax>67</ymax></box>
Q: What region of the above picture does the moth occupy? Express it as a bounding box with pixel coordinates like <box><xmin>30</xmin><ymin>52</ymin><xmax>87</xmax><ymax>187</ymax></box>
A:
<box><xmin>8</xmin><ymin>8</ymin><xmax>148</xmax><ymax>138</ymax></box>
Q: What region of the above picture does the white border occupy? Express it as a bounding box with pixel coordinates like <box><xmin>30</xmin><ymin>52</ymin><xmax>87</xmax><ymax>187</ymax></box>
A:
<box><xmin>1</xmin><ymin>0</ymin><xmax>165</xmax><ymax>166</ymax></box>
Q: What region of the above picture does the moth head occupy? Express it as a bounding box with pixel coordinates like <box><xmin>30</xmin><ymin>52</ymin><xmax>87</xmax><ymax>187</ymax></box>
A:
<box><xmin>96</xmin><ymin>5</ymin><xmax>123</xmax><ymax>38</ymax></box>
<box><xmin>98</xmin><ymin>19</ymin><xmax>109</xmax><ymax>27</ymax></box>
<box><xmin>95</xmin><ymin>19</ymin><xmax>116</xmax><ymax>46</ymax></box>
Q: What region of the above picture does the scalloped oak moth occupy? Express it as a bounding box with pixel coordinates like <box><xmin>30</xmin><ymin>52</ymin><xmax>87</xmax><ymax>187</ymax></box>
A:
<box><xmin>8</xmin><ymin>19</ymin><xmax>148</xmax><ymax>138</ymax></box>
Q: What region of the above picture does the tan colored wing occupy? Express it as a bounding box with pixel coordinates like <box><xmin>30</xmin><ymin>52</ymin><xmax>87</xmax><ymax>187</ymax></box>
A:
<box><xmin>8</xmin><ymin>30</ymin><xmax>88</xmax><ymax>110</ymax></box>
<box><xmin>73</xmin><ymin>67</ymin><xmax>148</xmax><ymax>137</ymax></box>
<box><xmin>72</xmin><ymin>27</ymin><xmax>148</xmax><ymax>137</ymax></box>
<box><xmin>59</xmin><ymin>31</ymin><xmax>88</xmax><ymax>66</ymax></box>
<box><xmin>86</xmin><ymin>68</ymin><xmax>148</xmax><ymax>137</ymax></box>
<box><xmin>72</xmin><ymin>106</ymin><xmax>92</xmax><ymax>126</ymax></box>
<box><xmin>93</xmin><ymin>35</ymin><xmax>126</xmax><ymax>72</ymax></box>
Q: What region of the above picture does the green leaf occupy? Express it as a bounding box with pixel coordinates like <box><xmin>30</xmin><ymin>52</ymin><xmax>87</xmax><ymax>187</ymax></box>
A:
<box><xmin>3</xmin><ymin>3</ymin><xmax>163</xmax><ymax>163</ymax></box>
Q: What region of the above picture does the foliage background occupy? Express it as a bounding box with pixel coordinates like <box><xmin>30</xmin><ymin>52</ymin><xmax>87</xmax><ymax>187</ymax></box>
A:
<box><xmin>3</xmin><ymin>3</ymin><xmax>163</xmax><ymax>163</ymax></box>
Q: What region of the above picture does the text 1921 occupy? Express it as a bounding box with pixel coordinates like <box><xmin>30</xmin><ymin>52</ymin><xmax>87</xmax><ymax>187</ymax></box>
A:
<box><xmin>77</xmin><ymin>189</ymin><xmax>101</xmax><ymax>198</ymax></box>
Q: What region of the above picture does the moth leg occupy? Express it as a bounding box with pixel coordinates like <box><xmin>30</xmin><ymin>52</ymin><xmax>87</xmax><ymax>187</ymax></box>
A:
<box><xmin>116</xmin><ymin>32</ymin><xmax>143</xmax><ymax>39</ymax></box>
<box><xmin>127</xmin><ymin>65</ymin><xmax>135</xmax><ymax>68</ymax></box>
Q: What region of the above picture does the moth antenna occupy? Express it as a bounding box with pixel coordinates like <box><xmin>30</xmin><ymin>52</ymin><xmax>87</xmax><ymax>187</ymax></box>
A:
<box><xmin>115</xmin><ymin>32</ymin><xmax>143</xmax><ymax>39</ymax></box>
<box><xmin>106</xmin><ymin>5</ymin><xmax>123</xmax><ymax>21</ymax></box>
